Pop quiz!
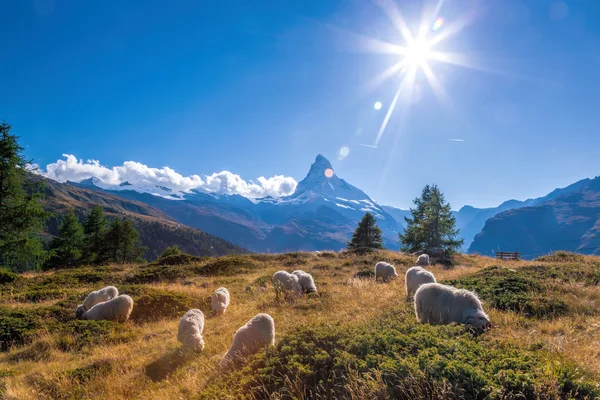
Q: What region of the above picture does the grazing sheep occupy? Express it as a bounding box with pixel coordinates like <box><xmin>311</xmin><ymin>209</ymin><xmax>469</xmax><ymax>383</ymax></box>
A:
<box><xmin>221</xmin><ymin>313</ymin><xmax>275</xmax><ymax>368</ymax></box>
<box><xmin>414</xmin><ymin>283</ymin><xmax>491</xmax><ymax>332</ymax></box>
<box><xmin>292</xmin><ymin>270</ymin><xmax>317</xmax><ymax>294</ymax></box>
<box><xmin>211</xmin><ymin>287</ymin><xmax>231</xmax><ymax>314</ymax></box>
<box><xmin>76</xmin><ymin>286</ymin><xmax>119</xmax><ymax>318</ymax></box>
<box><xmin>416</xmin><ymin>254</ymin><xmax>430</xmax><ymax>266</ymax></box>
<box><xmin>426</xmin><ymin>247</ymin><xmax>445</xmax><ymax>258</ymax></box>
<box><xmin>405</xmin><ymin>266</ymin><xmax>436</xmax><ymax>298</ymax></box>
<box><xmin>272</xmin><ymin>271</ymin><xmax>303</xmax><ymax>297</ymax></box>
<box><xmin>76</xmin><ymin>295</ymin><xmax>134</xmax><ymax>322</ymax></box>
<box><xmin>177</xmin><ymin>309</ymin><xmax>205</xmax><ymax>351</ymax></box>
<box><xmin>375</xmin><ymin>261</ymin><xmax>398</xmax><ymax>283</ymax></box>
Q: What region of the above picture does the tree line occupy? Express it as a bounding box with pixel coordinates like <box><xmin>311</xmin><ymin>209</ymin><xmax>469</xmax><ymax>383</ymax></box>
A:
<box><xmin>0</xmin><ymin>122</ymin><xmax>144</xmax><ymax>272</ymax></box>
<box><xmin>46</xmin><ymin>206</ymin><xmax>146</xmax><ymax>269</ymax></box>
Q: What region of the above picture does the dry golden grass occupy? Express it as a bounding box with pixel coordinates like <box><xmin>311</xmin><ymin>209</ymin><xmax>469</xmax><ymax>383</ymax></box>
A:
<box><xmin>1</xmin><ymin>251</ymin><xmax>599</xmax><ymax>399</ymax></box>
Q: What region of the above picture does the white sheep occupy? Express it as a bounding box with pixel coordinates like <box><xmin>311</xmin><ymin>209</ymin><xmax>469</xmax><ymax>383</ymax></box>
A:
<box><xmin>221</xmin><ymin>313</ymin><xmax>275</xmax><ymax>368</ymax></box>
<box><xmin>177</xmin><ymin>309</ymin><xmax>205</xmax><ymax>352</ymax></box>
<box><xmin>76</xmin><ymin>294</ymin><xmax>134</xmax><ymax>322</ymax></box>
<box><xmin>292</xmin><ymin>270</ymin><xmax>317</xmax><ymax>293</ymax></box>
<box><xmin>405</xmin><ymin>266</ymin><xmax>436</xmax><ymax>299</ymax></box>
<box><xmin>375</xmin><ymin>261</ymin><xmax>398</xmax><ymax>283</ymax></box>
<box><xmin>414</xmin><ymin>283</ymin><xmax>491</xmax><ymax>332</ymax></box>
<box><xmin>211</xmin><ymin>287</ymin><xmax>230</xmax><ymax>314</ymax></box>
<box><xmin>416</xmin><ymin>254</ymin><xmax>430</xmax><ymax>266</ymax></box>
<box><xmin>272</xmin><ymin>271</ymin><xmax>303</xmax><ymax>297</ymax></box>
<box><xmin>76</xmin><ymin>286</ymin><xmax>119</xmax><ymax>318</ymax></box>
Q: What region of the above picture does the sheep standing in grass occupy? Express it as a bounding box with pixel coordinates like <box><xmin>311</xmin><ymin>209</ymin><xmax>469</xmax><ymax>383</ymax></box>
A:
<box><xmin>292</xmin><ymin>270</ymin><xmax>317</xmax><ymax>294</ymax></box>
<box><xmin>375</xmin><ymin>262</ymin><xmax>398</xmax><ymax>283</ymax></box>
<box><xmin>211</xmin><ymin>287</ymin><xmax>230</xmax><ymax>314</ymax></box>
<box><xmin>414</xmin><ymin>283</ymin><xmax>491</xmax><ymax>332</ymax></box>
<box><xmin>405</xmin><ymin>267</ymin><xmax>436</xmax><ymax>299</ymax></box>
<box><xmin>221</xmin><ymin>313</ymin><xmax>275</xmax><ymax>368</ymax></box>
<box><xmin>75</xmin><ymin>286</ymin><xmax>119</xmax><ymax>318</ymax></box>
<box><xmin>177</xmin><ymin>309</ymin><xmax>205</xmax><ymax>352</ymax></box>
<box><xmin>272</xmin><ymin>271</ymin><xmax>303</xmax><ymax>297</ymax></box>
<box><xmin>416</xmin><ymin>254</ymin><xmax>430</xmax><ymax>266</ymax></box>
<box><xmin>76</xmin><ymin>294</ymin><xmax>134</xmax><ymax>322</ymax></box>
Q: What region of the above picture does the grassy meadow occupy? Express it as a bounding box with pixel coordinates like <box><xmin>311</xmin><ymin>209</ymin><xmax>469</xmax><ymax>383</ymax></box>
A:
<box><xmin>1</xmin><ymin>250</ymin><xmax>599</xmax><ymax>399</ymax></box>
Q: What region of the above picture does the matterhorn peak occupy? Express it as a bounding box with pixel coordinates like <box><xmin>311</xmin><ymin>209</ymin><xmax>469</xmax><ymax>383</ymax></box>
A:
<box><xmin>307</xmin><ymin>154</ymin><xmax>334</xmax><ymax>177</ymax></box>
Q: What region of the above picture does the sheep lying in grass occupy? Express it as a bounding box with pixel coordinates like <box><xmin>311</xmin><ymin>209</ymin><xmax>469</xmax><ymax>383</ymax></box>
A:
<box><xmin>221</xmin><ymin>313</ymin><xmax>275</xmax><ymax>368</ymax></box>
<box><xmin>177</xmin><ymin>309</ymin><xmax>205</xmax><ymax>352</ymax></box>
<box><xmin>292</xmin><ymin>270</ymin><xmax>317</xmax><ymax>294</ymax></box>
<box><xmin>405</xmin><ymin>266</ymin><xmax>436</xmax><ymax>299</ymax></box>
<box><xmin>416</xmin><ymin>254</ymin><xmax>430</xmax><ymax>266</ymax></box>
<box><xmin>211</xmin><ymin>287</ymin><xmax>230</xmax><ymax>314</ymax></box>
<box><xmin>272</xmin><ymin>271</ymin><xmax>302</xmax><ymax>297</ymax></box>
<box><xmin>76</xmin><ymin>286</ymin><xmax>119</xmax><ymax>318</ymax></box>
<box><xmin>414</xmin><ymin>283</ymin><xmax>491</xmax><ymax>332</ymax></box>
<box><xmin>76</xmin><ymin>294</ymin><xmax>134</xmax><ymax>322</ymax></box>
<box><xmin>375</xmin><ymin>262</ymin><xmax>398</xmax><ymax>283</ymax></box>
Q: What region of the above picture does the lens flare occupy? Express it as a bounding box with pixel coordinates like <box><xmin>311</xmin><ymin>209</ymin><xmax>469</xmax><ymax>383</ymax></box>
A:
<box><xmin>432</xmin><ymin>17</ymin><xmax>444</xmax><ymax>32</ymax></box>
<box><xmin>339</xmin><ymin>146</ymin><xmax>350</xmax><ymax>158</ymax></box>
<box><xmin>324</xmin><ymin>168</ymin><xmax>334</xmax><ymax>178</ymax></box>
<box><xmin>374</xmin><ymin>101</ymin><xmax>382</xmax><ymax>110</ymax></box>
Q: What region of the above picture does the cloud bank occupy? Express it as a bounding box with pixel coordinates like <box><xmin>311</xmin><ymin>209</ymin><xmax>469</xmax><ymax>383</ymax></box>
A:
<box><xmin>41</xmin><ymin>154</ymin><xmax>297</xmax><ymax>198</ymax></box>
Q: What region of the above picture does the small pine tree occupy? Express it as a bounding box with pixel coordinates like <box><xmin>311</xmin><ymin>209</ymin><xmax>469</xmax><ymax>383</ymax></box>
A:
<box><xmin>347</xmin><ymin>212</ymin><xmax>384</xmax><ymax>252</ymax></box>
<box><xmin>159</xmin><ymin>245</ymin><xmax>182</xmax><ymax>260</ymax></box>
<box><xmin>399</xmin><ymin>184</ymin><xmax>463</xmax><ymax>254</ymax></box>
<box><xmin>0</xmin><ymin>122</ymin><xmax>49</xmax><ymax>271</ymax></box>
<box><xmin>83</xmin><ymin>206</ymin><xmax>107</xmax><ymax>263</ymax></box>
<box><xmin>47</xmin><ymin>212</ymin><xmax>84</xmax><ymax>268</ymax></box>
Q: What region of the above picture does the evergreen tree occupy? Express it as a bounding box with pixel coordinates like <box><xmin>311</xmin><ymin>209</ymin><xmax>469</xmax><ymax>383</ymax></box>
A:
<box><xmin>399</xmin><ymin>184</ymin><xmax>463</xmax><ymax>254</ymax></box>
<box><xmin>0</xmin><ymin>122</ymin><xmax>49</xmax><ymax>271</ymax></box>
<box><xmin>83</xmin><ymin>206</ymin><xmax>107</xmax><ymax>263</ymax></box>
<box><xmin>47</xmin><ymin>212</ymin><xmax>84</xmax><ymax>268</ymax></box>
<box><xmin>347</xmin><ymin>212</ymin><xmax>384</xmax><ymax>252</ymax></box>
<box><xmin>104</xmin><ymin>218</ymin><xmax>146</xmax><ymax>263</ymax></box>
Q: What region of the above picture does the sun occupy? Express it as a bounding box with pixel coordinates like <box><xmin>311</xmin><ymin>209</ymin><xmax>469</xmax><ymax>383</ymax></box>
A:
<box><xmin>404</xmin><ymin>38</ymin><xmax>432</xmax><ymax>67</ymax></box>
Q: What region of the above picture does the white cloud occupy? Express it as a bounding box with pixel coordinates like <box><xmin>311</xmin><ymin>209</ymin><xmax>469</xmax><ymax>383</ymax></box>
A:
<box><xmin>40</xmin><ymin>154</ymin><xmax>297</xmax><ymax>198</ymax></box>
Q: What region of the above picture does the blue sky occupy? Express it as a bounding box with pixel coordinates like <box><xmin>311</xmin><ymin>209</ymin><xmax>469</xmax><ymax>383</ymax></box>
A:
<box><xmin>2</xmin><ymin>0</ymin><xmax>600</xmax><ymax>208</ymax></box>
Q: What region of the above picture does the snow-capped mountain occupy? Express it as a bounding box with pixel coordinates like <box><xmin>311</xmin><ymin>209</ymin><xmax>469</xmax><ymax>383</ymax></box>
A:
<box><xmin>67</xmin><ymin>154</ymin><xmax>403</xmax><ymax>252</ymax></box>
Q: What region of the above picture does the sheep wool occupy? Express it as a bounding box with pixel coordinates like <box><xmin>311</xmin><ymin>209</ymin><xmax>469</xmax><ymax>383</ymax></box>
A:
<box><xmin>272</xmin><ymin>271</ymin><xmax>303</xmax><ymax>297</ymax></box>
<box><xmin>375</xmin><ymin>262</ymin><xmax>398</xmax><ymax>283</ymax></box>
<box><xmin>221</xmin><ymin>313</ymin><xmax>275</xmax><ymax>368</ymax></box>
<box><xmin>292</xmin><ymin>270</ymin><xmax>317</xmax><ymax>293</ymax></box>
<box><xmin>211</xmin><ymin>287</ymin><xmax>231</xmax><ymax>314</ymax></box>
<box><xmin>78</xmin><ymin>294</ymin><xmax>134</xmax><ymax>322</ymax></box>
<box><xmin>405</xmin><ymin>266</ymin><xmax>436</xmax><ymax>298</ymax></box>
<box><xmin>76</xmin><ymin>286</ymin><xmax>119</xmax><ymax>318</ymax></box>
<box><xmin>177</xmin><ymin>309</ymin><xmax>205</xmax><ymax>351</ymax></box>
<box><xmin>416</xmin><ymin>254</ymin><xmax>430</xmax><ymax>266</ymax></box>
<box><xmin>414</xmin><ymin>283</ymin><xmax>491</xmax><ymax>331</ymax></box>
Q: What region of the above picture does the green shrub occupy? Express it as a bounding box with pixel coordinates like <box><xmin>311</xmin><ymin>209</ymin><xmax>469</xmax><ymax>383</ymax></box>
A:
<box><xmin>154</xmin><ymin>253</ymin><xmax>205</xmax><ymax>266</ymax></box>
<box><xmin>57</xmin><ymin>320</ymin><xmax>135</xmax><ymax>351</ymax></box>
<box><xmin>445</xmin><ymin>266</ymin><xmax>570</xmax><ymax>319</ymax></box>
<box><xmin>14</xmin><ymin>288</ymin><xmax>69</xmax><ymax>303</ymax></box>
<box><xmin>67</xmin><ymin>359</ymin><xmax>113</xmax><ymax>383</ymax></box>
<box><xmin>535</xmin><ymin>251</ymin><xmax>586</xmax><ymax>263</ymax></box>
<box><xmin>353</xmin><ymin>269</ymin><xmax>375</xmax><ymax>279</ymax></box>
<box><xmin>197</xmin><ymin>256</ymin><xmax>258</xmax><ymax>276</ymax></box>
<box><xmin>125</xmin><ymin>265</ymin><xmax>196</xmax><ymax>284</ymax></box>
<box><xmin>0</xmin><ymin>315</ymin><xmax>37</xmax><ymax>351</ymax></box>
<box><xmin>129</xmin><ymin>290</ymin><xmax>204</xmax><ymax>323</ymax></box>
<box><xmin>0</xmin><ymin>269</ymin><xmax>18</xmax><ymax>285</ymax></box>
<box><xmin>240</xmin><ymin>308</ymin><xmax>598</xmax><ymax>399</ymax></box>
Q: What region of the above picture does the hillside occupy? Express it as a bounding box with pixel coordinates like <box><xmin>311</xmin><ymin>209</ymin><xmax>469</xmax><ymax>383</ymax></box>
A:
<box><xmin>1</xmin><ymin>251</ymin><xmax>599</xmax><ymax>399</ymax></box>
<box><xmin>470</xmin><ymin>177</ymin><xmax>600</xmax><ymax>258</ymax></box>
<box><xmin>38</xmin><ymin>177</ymin><xmax>248</xmax><ymax>259</ymax></box>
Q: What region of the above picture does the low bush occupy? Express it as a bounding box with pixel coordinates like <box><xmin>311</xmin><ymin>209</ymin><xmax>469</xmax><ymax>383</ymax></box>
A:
<box><xmin>57</xmin><ymin>320</ymin><xmax>136</xmax><ymax>352</ymax></box>
<box><xmin>197</xmin><ymin>256</ymin><xmax>258</xmax><ymax>276</ymax></box>
<box><xmin>445</xmin><ymin>266</ymin><xmax>570</xmax><ymax>319</ymax></box>
<box><xmin>0</xmin><ymin>316</ymin><xmax>37</xmax><ymax>352</ymax></box>
<box><xmin>125</xmin><ymin>265</ymin><xmax>196</xmax><ymax>284</ymax></box>
<box><xmin>129</xmin><ymin>290</ymin><xmax>204</xmax><ymax>323</ymax></box>
<box><xmin>0</xmin><ymin>269</ymin><xmax>18</xmax><ymax>285</ymax></box>
<box><xmin>535</xmin><ymin>251</ymin><xmax>586</xmax><ymax>263</ymax></box>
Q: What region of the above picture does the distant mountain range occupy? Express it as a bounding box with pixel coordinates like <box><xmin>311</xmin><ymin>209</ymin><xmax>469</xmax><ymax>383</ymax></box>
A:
<box><xmin>66</xmin><ymin>155</ymin><xmax>402</xmax><ymax>252</ymax></box>
<box><xmin>41</xmin><ymin>154</ymin><xmax>600</xmax><ymax>258</ymax></box>
<box><xmin>469</xmin><ymin>177</ymin><xmax>600</xmax><ymax>258</ymax></box>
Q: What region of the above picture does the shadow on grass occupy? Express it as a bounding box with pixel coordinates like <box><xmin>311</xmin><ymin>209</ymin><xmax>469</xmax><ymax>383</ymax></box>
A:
<box><xmin>145</xmin><ymin>347</ymin><xmax>198</xmax><ymax>382</ymax></box>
